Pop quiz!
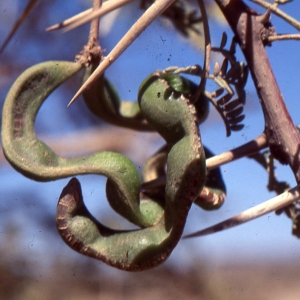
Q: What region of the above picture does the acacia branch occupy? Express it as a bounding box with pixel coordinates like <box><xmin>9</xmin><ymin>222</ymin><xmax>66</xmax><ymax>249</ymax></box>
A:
<box><xmin>250</xmin><ymin>0</ymin><xmax>300</xmax><ymax>31</ymax></box>
<box><xmin>214</xmin><ymin>0</ymin><xmax>300</xmax><ymax>183</ymax></box>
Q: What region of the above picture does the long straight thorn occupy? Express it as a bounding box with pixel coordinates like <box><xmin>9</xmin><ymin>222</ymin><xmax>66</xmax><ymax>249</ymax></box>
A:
<box><xmin>46</xmin><ymin>0</ymin><xmax>133</xmax><ymax>32</ymax></box>
<box><xmin>67</xmin><ymin>0</ymin><xmax>175</xmax><ymax>106</ymax></box>
<box><xmin>184</xmin><ymin>185</ymin><xmax>300</xmax><ymax>238</ymax></box>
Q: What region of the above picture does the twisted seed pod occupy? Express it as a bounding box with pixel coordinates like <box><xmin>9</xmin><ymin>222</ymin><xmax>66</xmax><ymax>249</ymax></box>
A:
<box><xmin>2</xmin><ymin>63</ymin><xmax>205</xmax><ymax>271</ymax></box>
<box><xmin>58</xmin><ymin>72</ymin><xmax>206</xmax><ymax>270</ymax></box>
<box><xmin>82</xmin><ymin>66</ymin><xmax>210</xmax><ymax>130</ymax></box>
<box><xmin>82</xmin><ymin>65</ymin><xmax>153</xmax><ymax>131</ymax></box>
<box><xmin>1</xmin><ymin>61</ymin><xmax>156</xmax><ymax>226</ymax></box>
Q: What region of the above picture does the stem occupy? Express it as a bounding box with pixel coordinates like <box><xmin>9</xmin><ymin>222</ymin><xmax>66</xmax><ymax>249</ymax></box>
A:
<box><xmin>141</xmin><ymin>133</ymin><xmax>268</xmax><ymax>191</ymax></box>
<box><xmin>46</xmin><ymin>8</ymin><xmax>93</xmax><ymax>32</ymax></box>
<box><xmin>268</xmin><ymin>33</ymin><xmax>300</xmax><ymax>42</ymax></box>
<box><xmin>193</xmin><ymin>0</ymin><xmax>211</xmax><ymax>102</ymax></box>
<box><xmin>46</xmin><ymin>0</ymin><xmax>134</xmax><ymax>32</ymax></box>
<box><xmin>89</xmin><ymin>0</ymin><xmax>102</xmax><ymax>44</ymax></box>
<box><xmin>75</xmin><ymin>0</ymin><xmax>102</xmax><ymax>66</ymax></box>
<box><xmin>250</xmin><ymin>0</ymin><xmax>300</xmax><ymax>31</ymax></box>
<box><xmin>64</xmin><ymin>0</ymin><xmax>135</xmax><ymax>32</ymax></box>
<box><xmin>184</xmin><ymin>184</ymin><xmax>300</xmax><ymax>238</ymax></box>
<box><xmin>206</xmin><ymin>133</ymin><xmax>267</xmax><ymax>169</ymax></box>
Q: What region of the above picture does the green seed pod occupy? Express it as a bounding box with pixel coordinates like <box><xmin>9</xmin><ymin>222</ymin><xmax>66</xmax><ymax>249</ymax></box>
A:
<box><xmin>82</xmin><ymin>65</ymin><xmax>152</xmax><ymax>130</ymax></box>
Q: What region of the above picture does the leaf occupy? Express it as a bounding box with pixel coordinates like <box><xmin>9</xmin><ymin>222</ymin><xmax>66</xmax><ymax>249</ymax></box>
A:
<box><xmin>236</xmin><ymin>88</ymin><xmax>246</xmax><ymax>105</ymax></box>
<box><xmin>223</xmin><ymin>99</ymin><xmax>242</xmax><ymax>111</ymax></box>
<box><xmin>217</xmin><ymin>93</ymin><xmax>232</xmax><ymax>106</ymax></box>
<box><xmin>230</xmin><ymin>124</ymin><xmax>244</xmax><ymax>131</ymax></box>
<box><xmin>225</xmin><ymin>63</ymin><xmax>241</xmax><ymax>81</ymax></box>
<box><xmin>220</xmin><ymin>32</ymin><xmax>227</xmax><ymax>49</ymax></box>
<box><xmin>213</xmin><ymin>62</ymin><xmax>220</xmax><ymax>77</ymax></box>
<box><xmin>214</xmin><ymin>76</ymin><xmax>233</xmax><ymax>95</ymax></box>
<box><xmin>211</xmin><ymin>88</ymin><xmax>224</xmax><ymax>98</ymax></box>
<box><xmin>228</xmin><ymin>114</ymin><xmax>245</xmax><ymax>125</ymax></box>
<box><xmin>229</xmin><ymin>38</ymin><xmax>237</xmax><ymax>55</ymax></box>
<box><xmin>225</xmin><ymin>106</ymin><xmax>244</xmax><ymax>119</ymax></box>
<box><xmin>220</xmin><ymin>58</ymin><xmax>228</xmax><ymax>77</ymax></box>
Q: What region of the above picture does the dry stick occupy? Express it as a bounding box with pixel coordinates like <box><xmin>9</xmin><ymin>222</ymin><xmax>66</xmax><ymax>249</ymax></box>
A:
<box><xmin>63</xmin><ymin>0</ymin><xmax>135</xmax><ymax>32</ymax></box>
<box><xmin>0</xmin><ymin>0</ymin><xmax>39</xmax><ymax>54</ymax></box>
<box><xmin>46</xmin><ymin>9</ymin><xmax>92</xmax><ymax>32</ymax></box>
<box><xmin>193</xmin><ymin>0</ymin><xmax>211</xmax><ymax>102</ymax></box>
<box><xmin>46</xmin><ymin>0</ymin><xmax>133</xmax><ymax>32</ymax></box>
<box><xmin>90</xmin><ymin>0</ymin><xmax>102</xmax><ymax>42</ymax></box>
<box><xmin>67</xmin><ymin>0</ymin><xmax>175</xmax><ymax>106</ymax></box>
<box><xmin>268</xmin><ymin>33</ymin><xmax>300</xmax><ymax>42</ymax></box>
<box><xmin>274</xmin><ymin>0</ymin><xmax>293</xmax><ymax>4</ymax></box>
<box><xmin>206</xmin><ymin>132</ymin><xmax>267</xmax><ymax>169</ymax></box>
<box><xmin>184</xmin><ymin>184</ymin><xmax>300</xmax><ymax>238</ymax></box>
<box><xmin>75</xmin><ymin>0</ymin><xmax>103</xmax><ymax>66</ymax></box>
<box><xmin>250</xmin><ymin>0</ymin><xmax>300</xmax><ymax>31</ymax></box>
<box><xmin>141</xmin><ymin>133</ymin><xmax>268</xmax><ymax>191</ymax></box>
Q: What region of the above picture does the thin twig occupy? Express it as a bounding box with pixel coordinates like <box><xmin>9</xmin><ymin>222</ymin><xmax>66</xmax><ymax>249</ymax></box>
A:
<box><xmin>206</xmin><ymin>133</ymin><xmax>268</xmax><ymax>169</ymax></box>
<box><xmin>250</xmin><ymin>0</ymin><xmax>300</xmax><ymax>31</ymax></box>
<box><xmin>193</xmin><ymin>0</ymin><xmax>211</xmax><ymax>102</ymax></box>
<box><xmin>274</xmin><ymin>0</ymin><xmax>293</xmax><ymax>5</ymax></box>
<box><xmin>68</xmin><ymin>0</ymin><xmax>175</xmax><ymax>106</ymax></box>
<box><xmin>0</xmin><ymin>0</ymin><xmax>39</xmax><ymax>54</ymax></box>
<box><xmin>75</xmin><ymin>0</ymin><xmax>103</xmax><ymax>66</ymax></box>
<box><xmin>268</xmin><ymin>33</ymin><xmax>300</xmax><ymax>41</ymax></box>
<box><xmin>184</xmin><ymin>184</ymin><xmax>300</xmax><ymax>238</ymax></box>
<box><xmin>46</xmin><ymin>8</ymin><xmax>92</xmax><ymax>32</ymax></box>
<box><xmin>63</xmin><ymin>0</ymin><xmax>135</xmax><ymax>32</ymax></box>
<box><xmin>89</xmin><ymin>0</ymin><xmax>102</xmax><ymax>43</ymax></box>
<box><xmin>141</xmin><ymin>133</ymin><xmax>268</xmax><ymax>191</ymax></box>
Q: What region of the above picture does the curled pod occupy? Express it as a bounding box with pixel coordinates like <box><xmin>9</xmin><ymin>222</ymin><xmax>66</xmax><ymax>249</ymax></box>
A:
<box><xmin>2</xmin><ymin>61</ymin><xmax>167</xmax><ymax>270</ymax></box>
<box><xmin>82</xmin><ymin>67</ymin><xmax>210</xmax><ymax>130</ymax></box>
<box><xmin>2</xmin><ymin>62</ymin><xmax>206</xmax><ymax>271</ymax></box>
<box><xmin>82</xmin><ymin>66</ymin><xmax>153</xmax><ymax>130</ymax></box>
<box><xmin>2</xmin><ymin>61</ymin><xmax>82</xmax><ymax>179</ymax></box>
<box><xmin>57</xmin><ymin>72</ymin><xmax>206</xmax><ymax>271</ymax></box>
